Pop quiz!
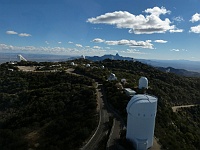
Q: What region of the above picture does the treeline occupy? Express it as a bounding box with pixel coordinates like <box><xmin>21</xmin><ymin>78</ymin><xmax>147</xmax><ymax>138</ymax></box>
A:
<box><xmin>0</xmin><ymin>64</ymin><xmax>97</xmax><ymax>150</ymax></box>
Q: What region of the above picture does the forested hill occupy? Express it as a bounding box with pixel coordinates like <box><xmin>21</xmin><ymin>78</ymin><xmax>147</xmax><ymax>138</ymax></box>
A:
<box><xmin>157</xmin><ymin>66</ymin><xmax>200</xmax><ymax>77</ymax></box>
<box><xmin>0</xmin><ymin>59</ymin><xmax>200</xmax><ymax>150</ymax></box>
<box><xmin>0</xmin><ymin>63</ymin><xmax>97</xmax><ymax>150</ymax></box>
<box><xmin>75</xmin><ymin>59</ymin><xmax>200</xmax><ymax>150</ymax></box>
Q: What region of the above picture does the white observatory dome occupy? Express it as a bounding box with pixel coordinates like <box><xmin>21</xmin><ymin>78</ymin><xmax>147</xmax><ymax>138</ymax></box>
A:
<box><xmin>86</xmin><ymin>64</ymin><xmax>90</xmax><ymax>67</ymax></box>
<box><xmin>126</xmin><ymin>94</ymin><xmax>157</xmax><ymax>150</ymax></box>
<box><xmin>71</xmin><ymin>62</ymin><xmax>75</xmax><ymax>66</ymax></box>
<box><xmin>108</xmin><ymin>73</ymin><xmax>117</xmax><ymax>81</ymax></box>
<box><xmin>139</xmin><ymin>77</ymin><xmax>148</xmax><ymax>89</ymax></box>
<box><xmin>121</xmin><ymin>78</ymin><xmax>126</xmax><ymax>83</ymax></box>
<box><xmin>81</xmin><ymin>55</ymin><xmax>85</xmax><ymax>59</ymax></box>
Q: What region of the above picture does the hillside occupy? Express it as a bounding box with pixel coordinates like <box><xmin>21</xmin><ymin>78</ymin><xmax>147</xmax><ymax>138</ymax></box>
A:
<box><xmin>1</xmin><ymin>59</ymin><xmax>200</xmax><ymax>150</ymax></box>
<box><xmin>157</xmin><ymin>67</ymin><xmax>200</xmax><ymax>77</ymax></box>
<box><xmin>74</xmin><ymin>59</ymin><xmax>200</xmax><ymax>150</ymax></box>
<box><xmin>0</xmin><ymin>62</ymin><xmax>97</xmax><ymax>150</ymax></box>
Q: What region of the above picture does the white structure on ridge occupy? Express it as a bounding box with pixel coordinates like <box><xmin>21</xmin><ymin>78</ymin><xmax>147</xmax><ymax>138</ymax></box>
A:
<box><xmin>166</xmin><ymin>68</ymin><xmax>170</xmax><ymax>73</ymax></box>
<box><xmin>71</xmin><ymin>62</ymin><xmax>75</xmax><ymax>66</ymax></box>
<box><xmin>139</xmin><ymin>77</ymin><xmax>148</xmax><ymax>89</ymax></box>
<box><xmin>108</xmin><ymin>73</ymin><xmax>117</xmax><ymax>81</ymax></box>
<box><xmin>124</xmin><ymin>88</ymin><xmax>136</xmax><ymax>97</ymax></box>
<box><xmin>126</xmin><ymin>94</ymin><xmax>158</xmax><ymax>150</ymax></box>
<box><xmin>17</xmin><ymin>54</ymin><xmax>27</xmax><ymax>62</ymax></box>
<box><xmin>81</xmin><ymin>55</ymin><xmax>85</xmax><ymax>59</ymax></box>
<box><xmin>86</xmin><ymin>64</ymin><xmax>90</xmax><ymax>67</ymax></box>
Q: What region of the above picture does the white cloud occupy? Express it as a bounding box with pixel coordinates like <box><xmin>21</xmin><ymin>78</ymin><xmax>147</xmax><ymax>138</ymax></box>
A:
<box><xmin>104</xmin><ymin>39</ymin><xmax>154</xmax><ymax>49</ymax></box>
<box><xmin>173</xmin><ymin>16</ymin><xmax>184</xmax><ymax>22</ymax></box>
<box><xmin>18</xmin><ymin>33</ymin><xmax>32</xmax><ymax>37</ymax></box>
<box><xmin>190</xmin><ymin>13</ymin><xmax>200</xmax><ymax>22</ymax></box>
<box><xmin>144</xmin><ymin>6</ymin><xmax>171</xmax><ymax>16</ymax></box>
<box><xmin>76</xmin><ymin>44</ymin><xmax>83</xmax><ymax>48</ymax></box>
<box><xmin>6</xmin><ymin>30</ymin><xmax>18</xmax><ymax>35</ymax></box>
<box><xmin>87</xmin><ymin>7</ymin><xmax>182</xmax><ymax>34</ymax></box>
<box><xmin>170</xmin><ymin>49</ymin><xmax>180</xmax><ymax>52</ymax></box>
<box><xmin>154</xmin><ymin>40</ymin><xmax>168</xmax><ymax>43</ymax></box>
<box><xmin>58</xmin><ymin>42</ymin><xmax>62</xmax><ymax>44</ymax></box>
<box><xmin>170</xmin><ymin>48</ymin><xmax>188</xmax><ymax>52</ymax></box>
<box><xmin>85</xmin><ymin>46</ymin><xmax>90</xmax><ymax>48</ymax></box>
<box><xmin>92</xmin><ymin>27</ymin><xmax>102</xmax><ymax>30</ymax></box>
<box><xmin>121</xmin><ymin>49</ymin><xmax>146</xmax><ymax>55</ymax></box>
<box><xmin>170</xmin><ymin>29</ymin><xmax>184</xmax><ymax>33</ymax></box>
<box><xmin>93</xmin><ymin>46</ymin><xmax>101</xmax><ymax>49</ymax></box>
<box><xmin>189</xmin><ymin>25</ymin><xmax>200</xmax><ymax>33</ymax></box>
<box><xmin>45</xmin><ymin>41</ymin><xmax>49</xmax><ymax>44</ymax></box>
<box><xmin>68</xmin><ymin>41</ymin><xmax>73</xmax><ymax>44</ymax></box>
<box><xmin>92</xmin><ymin>38</ymin><xmax>105</xmax><ymax>43</ymax></box>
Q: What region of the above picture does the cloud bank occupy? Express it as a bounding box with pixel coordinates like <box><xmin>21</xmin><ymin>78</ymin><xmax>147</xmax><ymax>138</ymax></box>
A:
<box><xmin>92</xmin><ymin>38</ymin><xmax>154</xmax><ymax>49</ymax></box>
<box><xmin>87</xmin><ymin>6</ymin><xmax>183</xmax><ymax>34</ymax></box>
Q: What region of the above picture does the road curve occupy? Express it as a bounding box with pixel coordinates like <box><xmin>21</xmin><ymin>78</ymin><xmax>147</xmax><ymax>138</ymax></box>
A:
<box><xmin>81</xmin><ymin>84</ymin><xmax>110</xmax><ymax>150</ymax></box>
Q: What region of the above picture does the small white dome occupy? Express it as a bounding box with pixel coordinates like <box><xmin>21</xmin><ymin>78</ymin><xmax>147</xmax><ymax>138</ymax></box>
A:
<box><xmin>139</xmin><ymin>77</ymin><xmax>148</xmax><ymax>89</ymax></box>
<box><xmin>108</xmin><ymin>73</ymin><xmax>117</xmax><ymax>81</ymax></box>
<box><xmin>71</xmin><ymin>62</ymin><xmax>75</xmax><ymax>66</ymax></box>
<box><xmin>86</xmin><ymin>64</ymin><xmax>90</xmax><ymax>67</ymax></box>
<box><xmin>81</xmin><ymin>55</ymin><xmax>85</xmax><ymax>59</ymax></box>
<box><xmin>121</xmin><ymin>78</ymin><xmax>126</xmax><ymax>83</ymax></box>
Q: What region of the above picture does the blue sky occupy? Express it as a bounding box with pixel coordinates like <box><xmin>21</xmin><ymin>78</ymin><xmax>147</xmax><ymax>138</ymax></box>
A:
<box><xmin>0</xmin><ymin>0</ymin><xmax>200</xmax><ymax>61</ymax></box>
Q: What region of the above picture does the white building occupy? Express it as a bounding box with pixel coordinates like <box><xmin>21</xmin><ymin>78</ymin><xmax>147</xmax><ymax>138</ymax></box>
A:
<box><xmin>126</xmin><ymin>94</ymin><xmax>158</xmax><ymax>150</ymax></box>
<box><xmin>124</xmin><ymin>88</ymin><xmax>136</xmax><ymax>97</ymax></box>
<box><xmin>17</xmin><ymin>54</ymin><xmax>27</xmax><ymax>62</ymax></box>
<box><xmin>139</xmin><ymin>77</ymin><xmax>148</xmax><ymax>89</ymax></box>
<box><xmin>71</xmin><ymin>62</ymin><xmax>75</xmax><ymax>66</ymax></box>
<box><xmin>81</xmin><ymin>55</ymin><xmax>85</xmax><ymax>59</ymax></box>
<box><xmin>121</xmin><ymin>78</ymin><xmax>127</xmax><ymax>84</ymax></box>
<box><xmin>86</xmin><ymin>64</ymin><xmax>90</xmax><ymax>67</ymax></box>
<box><xmin>108</xmin><ymin>73</ymin><xmax>117</xmax><ymax>81</ymax></box>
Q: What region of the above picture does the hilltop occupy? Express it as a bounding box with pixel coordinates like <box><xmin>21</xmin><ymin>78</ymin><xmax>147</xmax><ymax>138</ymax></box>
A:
<box><xmin>0</xmin><ymin>59</ymin><xmax>200</xmax><ymax>150</ymax></box>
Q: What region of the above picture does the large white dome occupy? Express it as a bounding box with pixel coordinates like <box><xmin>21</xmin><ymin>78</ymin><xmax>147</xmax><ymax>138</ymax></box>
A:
<box><xmin>126</xmin><ymin>94</ymin><xmax>157</xmax><ymax>150</ymax></box>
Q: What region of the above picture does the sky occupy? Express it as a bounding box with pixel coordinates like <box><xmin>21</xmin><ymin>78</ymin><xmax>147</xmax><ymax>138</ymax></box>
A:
<box><xmin>0</xmin><ymin>0</ymin><xmax>200</xmax><ymax>61</ymax></box>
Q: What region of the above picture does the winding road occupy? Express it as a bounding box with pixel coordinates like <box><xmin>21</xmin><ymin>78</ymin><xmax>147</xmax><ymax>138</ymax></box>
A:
<box><xmin>81</xmin><ymin>84</ymin><xmax>111</xmax><ymax>150</ymax></box>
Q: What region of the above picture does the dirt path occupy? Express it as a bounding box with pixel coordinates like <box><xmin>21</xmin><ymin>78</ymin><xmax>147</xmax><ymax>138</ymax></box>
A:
<box><xmin>172</xmin><ymin>105</ymin><xmax>196</xmax><ymax>112</ymax></box>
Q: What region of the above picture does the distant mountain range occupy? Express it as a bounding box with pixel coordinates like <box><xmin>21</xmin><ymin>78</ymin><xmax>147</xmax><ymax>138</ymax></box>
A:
<box><xmin>86</xmin><ymin>53</ymin><xmax>200</xmax><ymax>76</ymax></box>
<box><xmin>86</xmin><ymin>53</ymin><xmax>133</xmax><ymax>61</ymax></box>
<box><xmin>156</xmin><ymin>67</ymin><xmax>200</xmax><ymax>77</ymax></box>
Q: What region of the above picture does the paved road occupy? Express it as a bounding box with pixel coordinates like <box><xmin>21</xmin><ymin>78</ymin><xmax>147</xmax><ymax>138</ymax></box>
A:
<box><xmin>81</xmin><ymin>84</ymin><xmax>110</xmax><ymax>150</ymax></box>
<box><xmin>106</xmin><ymin>118</ymin><xmax>121</xmax><ymax>150</ymax></box>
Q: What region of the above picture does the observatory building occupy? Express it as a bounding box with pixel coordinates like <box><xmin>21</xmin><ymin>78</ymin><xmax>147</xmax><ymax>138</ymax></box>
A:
<box><xmin>126</xmin><ymin>94</ymin><xmax>158</xmax><ymax>150</ymax></box>
<box><xmin>86</xmin><ymin>64</ymin><xmax>90</xmax><ymax>67</ymax></box>
<box><xmin>81</xmin><ymin>55</ymin><xmax>85</xmax><ymax>59</ymax></box>
<box><xmin>17</xmin><ymin>54</ymin><xmax>27</xmax><ymax>62</ymax></box>
<box><xmin>108</xmin><ymin>73</ymin><xmax>117</xmax><ymax>81</ymax></box>
<box><xmin>71</xmin><ymin>62</ymin><xmax>75</xmax><ymax>66</ymax></box>
<box><xmin>139</xmin><ymin>77</ymin><xmax>148</xmax><ymax>89</ymax></box>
